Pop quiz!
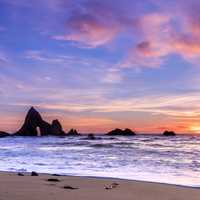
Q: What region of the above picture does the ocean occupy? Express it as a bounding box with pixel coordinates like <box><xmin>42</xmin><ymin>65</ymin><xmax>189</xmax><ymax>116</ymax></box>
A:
<box><xmin>0</xmin><ymin>135</ymin><xmax>200</xmax><ymax>187</ymax></box>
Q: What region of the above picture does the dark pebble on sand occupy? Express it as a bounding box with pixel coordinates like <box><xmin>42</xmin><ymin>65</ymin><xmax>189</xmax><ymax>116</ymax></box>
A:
<box><xmin>63</xmin><ymin>186</ymin><xmax>78</xmax><ymax>190</ymax></box>
<box><xmin>47</xmin><ymin>178</ymin><xmax>60</xmax><ymax>182</ymax></box>
<box><xmin>31</xmin><ymin>171</ymin><xmax>39</xmax><ymax>176</ymax></box>
<box><xmin>17</xmin><ymin>172</ymin><xmax>24</xmax><ymax>176</ymax></box>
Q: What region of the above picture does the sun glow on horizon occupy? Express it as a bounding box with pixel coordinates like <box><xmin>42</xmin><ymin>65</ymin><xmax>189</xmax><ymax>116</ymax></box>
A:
<box><xmin>189</xmin><ymin>125</ymin><xmax>200</xmax><ymax>134</ymax></box>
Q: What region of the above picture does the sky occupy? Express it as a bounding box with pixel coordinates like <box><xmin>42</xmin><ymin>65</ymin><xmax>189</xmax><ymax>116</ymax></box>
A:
<box><xmin>1</xmin><ymin>0</ymin><xmax>200</xmax><ymax>134</ymax></box>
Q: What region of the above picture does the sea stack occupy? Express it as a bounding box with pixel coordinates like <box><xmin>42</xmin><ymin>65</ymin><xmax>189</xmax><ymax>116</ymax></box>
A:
<box><xmin>51</xmin><ymin>119</ymin><xmax>66</xmax><ymax>136</ymax></box>
<box><xmin>163</xmin><ymin>130</ymin><xmax>176</xmax><ymax>136</ymax></box>
<box><xmin>67</xmin><ymin>129</ymin><xmax>80</xmax><ymax>136</ymax></box>
<box><xmin>106</xmin><ymin>128</ymin><xmax>136</xmax><ymax>136</ymax></box>
<box><xmin>14</xmin><ymin>107</ymin><xmax>66</xmax><ymax>136</ymax></box>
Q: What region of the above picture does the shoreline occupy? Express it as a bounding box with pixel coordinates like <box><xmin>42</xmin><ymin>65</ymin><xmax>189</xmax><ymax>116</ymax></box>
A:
<box><xmin>0</xmin><ymin>171</ymin><xmax>200</xmax><ymax>200</ymax></box>
<box><xmin>0</xmin><ymin>170</ymin><xmax>199</xmax><ymax>189</ymax></box>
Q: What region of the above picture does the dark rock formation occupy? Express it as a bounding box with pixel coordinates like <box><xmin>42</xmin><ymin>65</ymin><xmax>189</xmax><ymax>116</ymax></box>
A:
<box><xmin>163</xmin><ymin>130</ymin><xmax>176</xmax><ymax>136</ymax></box>
<box><xmin>17</xmin><ymin>172</ymin><xmax>24</xmax><ymax>176</ymax></box>
<box><xmin>14</xmin><ymin>107</ymin><xmax>66</xmax><ymax>136</ymax></box>
<box><xmin>15</xmin><ymin>107</ymin><xmax>46</xmax><ymax>136</ymax></box>
<box><xmin>106</xmin><ymin>128</ymin><xmax>123</xmax><ymax>136</ymax></box>
<box><xmin>123</xmin><ymin>128</ymin><xmax>136</xmax><ymax>136</ymax></box>
<box><xmin>47</xmin><ymin>178</ymin><xmax>60</xmax><ymax>182</ymax></box>
<box><xmin>31</xmin><ymin>171</ymin><xmax>39</xmax><ymax>176</ymax></box>
<box><xmin>51</xmin><ymin>119</ymin><xmax>66</xmax><ymax>136</ymax></box>
<box><xmin>0</xmin><ymin>131</ymin><xmax>10</xmax><ymax>138</ymax></box>
<box><xmin>87</xmin><ymin>134</ymin><xmax>96</xmax><ymax>140</ymax></box>
<box><xmin>67</xmin><ymin>129</ymin><xmax>80</xmax><ymax>136</ymax></box>
<box><xmin>63</xmin><ymin>185</ymin><xmax>79</xmax><ymax>190</ymax></box>
<box><xmin>106</xmin><ymin>128</ymin><xmax>136</xmax><ymax>136</ymax></box>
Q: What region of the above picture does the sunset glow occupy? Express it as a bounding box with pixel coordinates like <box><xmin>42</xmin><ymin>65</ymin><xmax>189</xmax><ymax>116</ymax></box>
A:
<box><xmin>189</xmin><ymin>125</ymin><xmax>200</xmax><ymax>133</ymax></box>
<box><xmin>1</xmin><ymin>0</ymin><xmax>200</xmax><ymax>133</ymax></box>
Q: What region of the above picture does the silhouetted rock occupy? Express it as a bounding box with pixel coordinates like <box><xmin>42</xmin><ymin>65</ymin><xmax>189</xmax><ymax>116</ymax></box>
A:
<box><xmin>51</xmin><ymin>119</ymin><xmax>66</xmax><ymax>136</ymax></box>
<box><xmin>14</xmin><ymin>107</ymin><xmax>66</xmax><ymax>136</ymax></box>
<box><xmin>31</xmin><ymin>171</ymin><xmax>39</xmax><ymax>176</ymax></box>
<box><xmin>163</xmin><ymin>130</ymin><xmax>176</xmax><ymax>136</ymax></box>
<box><xmin>123</xmin><ymin>128</ymin><xmax>136</xmax><ymax>136</ymax></box>
<box><xmin>106</xmin><ymin>128</ymin><xmax>123</xmax><ymax>136</ymax></box>
<box><xmin>0</xmin><ymin>131</ymin><xmax>10</xmax><ymax>138</ymax></box>
<box><xmin>106</xmin><ymin>128</ymin><xmax>136</xmax><ymax>136</ymax></box>
<box><xmin>87</xmin><ymin>134</ymin><xmax>96</xmax><ymax>140</ymax></box>
<box><xmin>15</xmin><ymin>107</ymin><xmax>45</xmax><ymax>136</ymax></box>
<box><xmin>67</xmin><ymin>129</ymin><xmax>80</xmax><ymax>136</ymax></box>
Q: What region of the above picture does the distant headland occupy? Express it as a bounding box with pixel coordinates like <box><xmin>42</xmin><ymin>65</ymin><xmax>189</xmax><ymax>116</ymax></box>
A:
<box><xmin>0</xmin><ymin>107</ymin><xmax>176</xmax><ymax>137</ymax></box>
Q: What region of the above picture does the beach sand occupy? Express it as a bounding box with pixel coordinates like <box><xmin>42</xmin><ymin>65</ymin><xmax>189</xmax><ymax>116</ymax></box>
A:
<box><xmin>0</xmin><ymin>172</ymin><xmax>199</xmax><ymax>200</ymax></box>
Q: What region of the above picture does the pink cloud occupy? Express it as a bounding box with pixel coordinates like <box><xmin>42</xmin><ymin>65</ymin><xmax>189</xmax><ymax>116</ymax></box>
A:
<box><xmin>52</xmin><ymin>0</ymin><xmax>140</xmax><ymax>48</ymax></box>
<box><xmin>122</xmin><ymin>4</ymin><xmax>200</xmax><ymax>69</ymax></box>
<box><xmin>53</xmin><ymin>14</ymin><xmax>120</xmax><ymax>48</ymax></box>
<box><xmin>121</xmin><ymin>13</ymin><xmax>172</xmax><ymax>68</ymax></box>
<box><xmin>8</xmin><ymin>0</ymin><xmax>200</xmax><ymax>67</ymax></box>
<box><xmin>174</xmin><ymin>35</ymin><xmax>200</xmax><ymax>56</ymax></box>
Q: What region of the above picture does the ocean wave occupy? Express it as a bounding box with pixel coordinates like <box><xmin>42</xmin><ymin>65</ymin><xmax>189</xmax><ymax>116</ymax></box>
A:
<box><xmin>90</xmin><ymin>143</ymin><xmax>114</xmax><ymax>148</ymax></box>
<box><xmin>1</xmin><ymin>135</ymin><xmax>200</xmax><ymax>186</ymax></box>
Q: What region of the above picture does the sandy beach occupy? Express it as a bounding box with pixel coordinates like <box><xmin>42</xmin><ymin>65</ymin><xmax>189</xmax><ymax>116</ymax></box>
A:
<box><xmin>0</xmin><ymin>172</ymin><xmax>199</xmax><ymax>200</ymax></box>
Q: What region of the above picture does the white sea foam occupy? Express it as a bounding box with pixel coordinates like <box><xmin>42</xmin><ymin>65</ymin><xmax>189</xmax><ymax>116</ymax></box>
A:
<box><xmin>0</xmin><ymin>135</ymin><xmax>200</xmax><ymax>187</ymax></box>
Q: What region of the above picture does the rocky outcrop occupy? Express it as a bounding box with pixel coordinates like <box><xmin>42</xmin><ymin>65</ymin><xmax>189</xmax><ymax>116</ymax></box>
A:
<box><xmin>106</xmin><ymin>128</ymin><xmax>136</xmax><ymax>136</ymax></box>
<box><xmin>51</xmin><ymin>119</ymin><xmax>66</xmax><ymax>136</ymax></box>
<box><xmin>163</xmin><ymin>130</ymin><xmax>176</xmax><ymax>136</ymax></box>
<box><xmin>14</xmin><ymin>107</ymin><xmax>66</xmax><ymax>136</ymax></box>
<box><xmin>123</xmin><ymin>128</ymin><xmax>136</xmax><ymax>136</ymax></box>
<box><xmin>0</xmin><ymin>131</ymin><xmax>10</xmax><ymax>138</ymax></box>
<box><xmin>14</xmin><ymin>107</ymin><xmax>42</xmax><ymax>136</ymax></box>
<box><xmin>67</xmin><ymin>129</ymin><xmax>80</xmax><ymax>136</ymax></box>
<box><xmin>106</xmin><ymin>128</ymin><xmax>123</xmax><ymax>136</ymax></box>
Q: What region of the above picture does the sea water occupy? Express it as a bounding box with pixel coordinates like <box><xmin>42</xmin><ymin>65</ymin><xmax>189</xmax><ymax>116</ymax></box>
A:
<box><xmin>0</xmin><ymin>135</ymin><xmax>200</xmax><ymax>187</ymax></box>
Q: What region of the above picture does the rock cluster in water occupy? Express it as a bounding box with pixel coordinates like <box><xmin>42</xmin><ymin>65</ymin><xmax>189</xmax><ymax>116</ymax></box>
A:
<box><xmin>0</xmin><ymin>107</ymin><xmax>177</xmax><ymax>137</ymax></box>
<box><xmin>11</xmin><ymin>107</ymin><xmax>78</xmax><ymax>137</ymax></box>
<box><xmin>14</xmin><ymin>107</ymin><xmax>67</xmax><ymax>136</ymax></box>
<box><xmin>106</xmin><ymin>128</ymin><xmax>136</xmax><ymax>136</ymax></box>
<box><xmin>67</xmin><ymin>129</ymin><xmax>80</xmax><ymax>136</ymax></box>
<box><xmin>163</xmin><ymin>130</ymin><xmax>176</xmax><ymax>136</ymax></box>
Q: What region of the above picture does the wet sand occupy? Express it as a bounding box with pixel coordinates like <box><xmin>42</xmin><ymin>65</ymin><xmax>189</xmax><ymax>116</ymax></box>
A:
<box><xmin>0</xmin><ymin>172</ymin><xmax>200</xmax><ymax>200</ymax></box>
